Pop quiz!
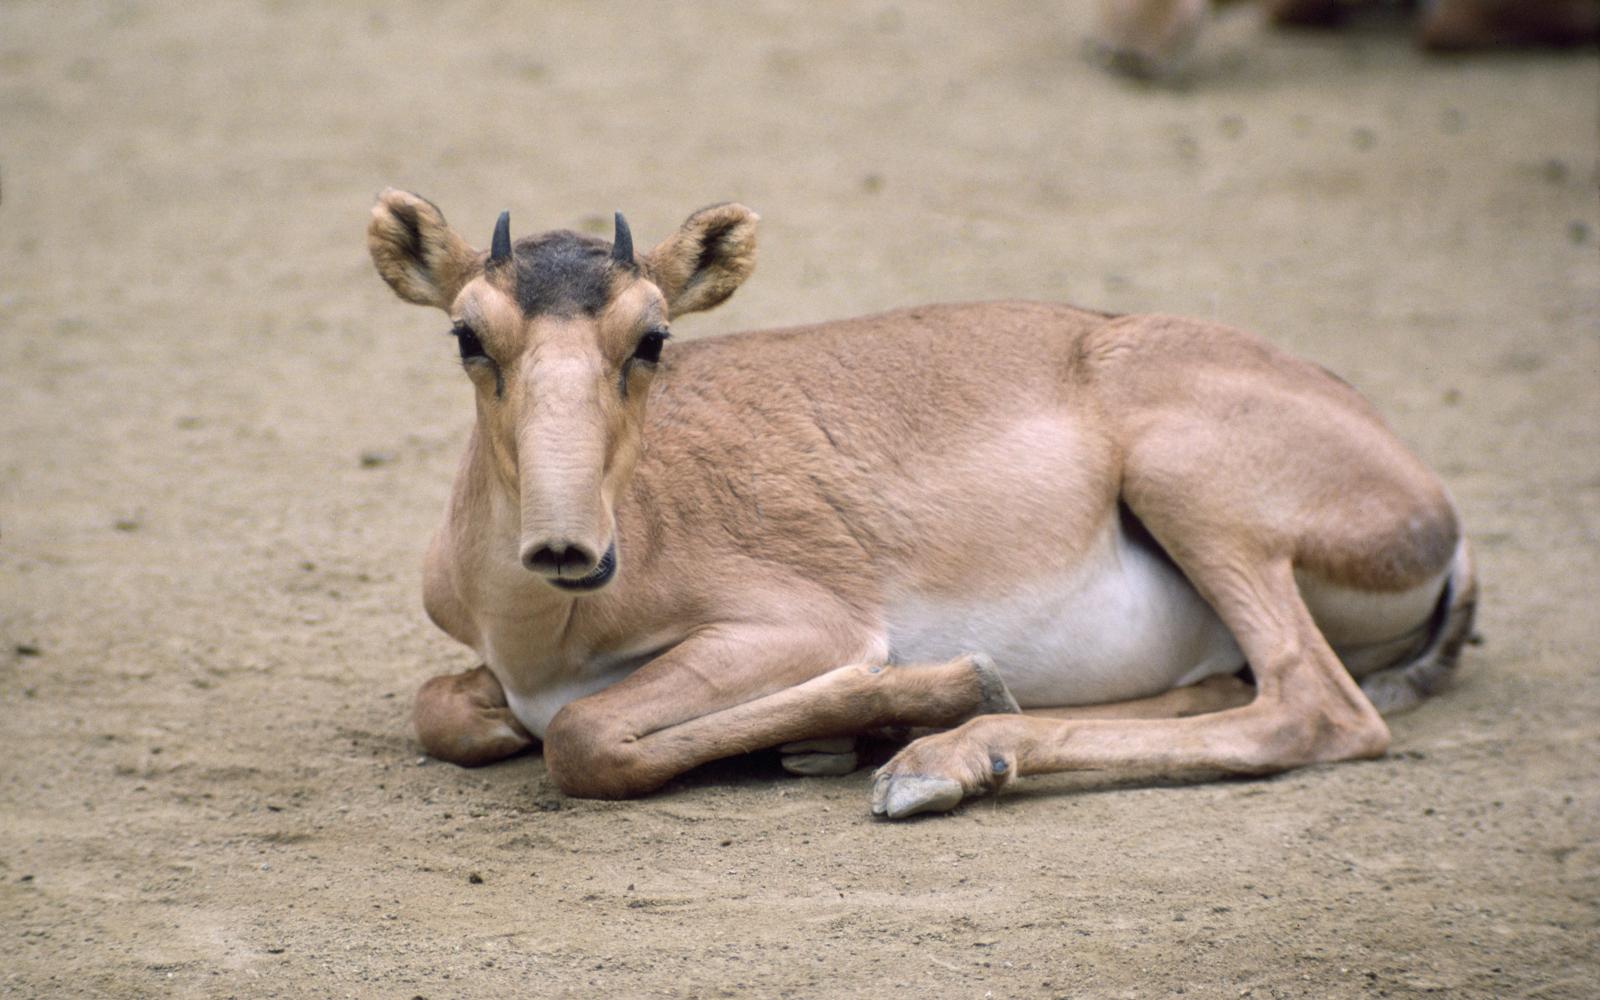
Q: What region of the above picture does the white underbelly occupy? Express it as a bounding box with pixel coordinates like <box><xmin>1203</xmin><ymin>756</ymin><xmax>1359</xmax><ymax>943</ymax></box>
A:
<box><xmin>884</xmin><ymin>524</ymin><xmax>1243</xmax><ymax>708</ymax></box>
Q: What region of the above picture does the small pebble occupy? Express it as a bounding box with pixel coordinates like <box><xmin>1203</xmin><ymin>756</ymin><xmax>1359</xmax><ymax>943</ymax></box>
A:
<box><xmin>15</xmin><ymin>643</ymin><xmax>40</xmax><ymax>657</ymax></box>
<box><xmin>468</xmin><ymin>872</ymin><xmax>484</xmax><ymax>884</ymax></box>
<box><xmin>359</xmin><ymin>450</ymin><xmax>395</xmax><ymax>468</ymax></box>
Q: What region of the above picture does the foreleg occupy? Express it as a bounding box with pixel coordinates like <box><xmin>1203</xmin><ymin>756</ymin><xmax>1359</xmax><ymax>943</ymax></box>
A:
<box><xmin>414</xmin><ymin>665</ymin><xmax>535</xmax><ymax>767</ymax></box>
<box><xmin>543</xmin><ymin>630</ymin><xmax>1018</xmax><ymax>799</ymax></box>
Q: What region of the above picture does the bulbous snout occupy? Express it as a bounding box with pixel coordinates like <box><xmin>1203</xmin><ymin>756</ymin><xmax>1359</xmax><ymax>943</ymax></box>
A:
<box><xmin>516</xmin><ymin>452</ymin><xmax>617</xmax><ymax>591</ymax></box>
<box><xmin>511</xmin><ymin>346</ymin><xmax>627</xmax><ymax>594</ymax></box>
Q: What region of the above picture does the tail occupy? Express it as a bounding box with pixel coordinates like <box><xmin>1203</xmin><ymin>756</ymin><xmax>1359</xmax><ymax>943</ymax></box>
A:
<box><xmin>1359</xmin><ymin>536</ymin><xmax>1477</xmax><ymax>715</ymax></box>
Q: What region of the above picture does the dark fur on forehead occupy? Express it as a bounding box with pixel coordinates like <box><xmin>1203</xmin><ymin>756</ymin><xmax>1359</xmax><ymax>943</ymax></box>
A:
<box><xmin>511</xmin><ymin>230</ymin><xmax>624</xmax><ymax>317</ymax></box>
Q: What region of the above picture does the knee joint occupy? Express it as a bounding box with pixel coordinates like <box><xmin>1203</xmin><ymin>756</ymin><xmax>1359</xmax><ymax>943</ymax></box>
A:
<box><xmin>543</xmin><ymin>708</ymin><xmax>650</xmax><ymax>799</ymax></box>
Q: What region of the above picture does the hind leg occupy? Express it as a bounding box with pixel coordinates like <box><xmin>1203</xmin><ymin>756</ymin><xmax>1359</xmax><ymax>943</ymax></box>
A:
<box><xmin>778</xmin><ymin>676</ymin><xmax>1253</xmax><ymax>780</ymax></box>
<box><xmin>415</xmin><ymin>665</ymin><xmax>535</xmax><ymax>766</ymax></box>
<box><xmin>872</xmin><ymin>556</ymin><xmax>1389</xmax><ymax>817</ymax></box>
<box><xmin>784</xmin><ymin>675</ymin><xmax>1254</xmax><ymax>785</ymax></box>
<box><xmin>872</xmin><ymin>337</ymin><xmax>1466</xmax><ymax>816</ymax></box>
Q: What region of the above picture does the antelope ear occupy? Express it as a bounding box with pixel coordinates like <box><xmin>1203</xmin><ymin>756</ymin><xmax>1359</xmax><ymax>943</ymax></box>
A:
<box><xmin>642</xmin><ymin>203</ymin><xmax>758</xmax><ymax>318</ymax></box>
<box><xmin>367</xmin><ymin>189</ymin><xmax>480</xmax><ymax>310</ymax></box>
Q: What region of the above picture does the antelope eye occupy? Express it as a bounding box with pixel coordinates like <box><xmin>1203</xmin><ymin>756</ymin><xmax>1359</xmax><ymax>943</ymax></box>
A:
<box><xmin>633</xmin><ymin>329</ymin><xmax>669</xmax><ymax>365</ymax></box>
<box><xmin>452</xmin><ymin>323</ymin><xmax>488</xmax><ymax>362</ymax></box>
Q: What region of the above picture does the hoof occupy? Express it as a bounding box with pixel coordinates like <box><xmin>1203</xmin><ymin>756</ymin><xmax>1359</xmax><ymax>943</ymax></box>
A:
<box><xmin>870</xmin><ymin>771</ymin><xmax>965</xmax><ymax>819</ymax></box>
<box><xmin>780</xmin><ymin>736</ymin><xmax>859</xmax><ymax>777</ymax></box>
<box><xmin>967</xmin><ymin>653</ymin><xmax>1021</xmax><ymax>717</ymax></box>
<box><xmin>782</xmin><ymin>751</ymin><xmax>860</xmax><ymax>776</ymax></box>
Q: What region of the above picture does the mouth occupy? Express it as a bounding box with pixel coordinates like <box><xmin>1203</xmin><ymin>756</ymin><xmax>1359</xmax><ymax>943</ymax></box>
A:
<box><xmin>547</xmin><ymin>543</ymin><xmax>617</xmax><ymax>593</ymax></box>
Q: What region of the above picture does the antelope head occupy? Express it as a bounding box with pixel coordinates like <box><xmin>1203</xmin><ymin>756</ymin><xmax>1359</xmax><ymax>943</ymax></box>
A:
<box><xmin>368</xmin><ymin>189</ymin><xmax>758</xmax><ymax>592</ymax></box>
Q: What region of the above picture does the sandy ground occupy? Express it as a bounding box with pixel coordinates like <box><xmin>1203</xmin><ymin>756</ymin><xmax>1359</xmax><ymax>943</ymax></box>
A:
<box><xmin>2</xmin><ymin>2</ymin><xmax>1597</xmax><ymax>998</ymax></box>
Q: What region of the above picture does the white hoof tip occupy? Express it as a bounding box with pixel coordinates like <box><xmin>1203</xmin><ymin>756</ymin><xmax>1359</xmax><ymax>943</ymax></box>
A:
<box><xmin>877</xmin><ymin>775</ymin><xmax>965</xmax><ymax>819</ymax></box>
<box><xmin>781</xmin><ymin>751</ymin><xmax>859</xmax><ymax>777</ymax></box>
<box><xmin>869</xmin><ymin>772</ymin><xmax>892</xmax><ymax>815</ymax></box>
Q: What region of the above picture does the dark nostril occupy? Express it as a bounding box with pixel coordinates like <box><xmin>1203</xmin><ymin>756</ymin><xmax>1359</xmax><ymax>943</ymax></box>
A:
<box><xmin>521</xmin><ymin>542</ymin><xmax>599</xmax><ymax>578</ymax></box>
<box><xmin>522</xmin><ymin>546</ymin><xmax>560</xmax><ymax>574</ymax></box>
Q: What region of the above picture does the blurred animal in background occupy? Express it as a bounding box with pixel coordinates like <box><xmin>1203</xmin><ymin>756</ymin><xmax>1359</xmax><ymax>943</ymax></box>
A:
<box><xmin>367</xmin><ymin>191</ymin><xmax>1476</xmax><ymax>819</ymax></box>
<box><xmin>1095</xmin><ymin>0</ymin><xmax>1600</xmax><ymax>78</ymax></box>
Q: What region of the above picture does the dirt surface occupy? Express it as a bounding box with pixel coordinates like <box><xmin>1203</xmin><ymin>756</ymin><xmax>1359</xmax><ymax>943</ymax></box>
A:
<box><xmin>2</xmin><ymin>3</ymin><xmax>1597</xmax><ymax>998</ymax></box>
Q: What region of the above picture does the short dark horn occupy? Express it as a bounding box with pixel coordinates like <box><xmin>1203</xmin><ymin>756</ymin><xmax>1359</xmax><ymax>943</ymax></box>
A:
<box><xmin>611</xmin><ymin>211</ymin><xmax>634</xmax><ymax>267</ymax></box>
<box><xmin>488</xmin><ymin>210</ymin><xmax>511</xmax><ymax>267</ymax></box>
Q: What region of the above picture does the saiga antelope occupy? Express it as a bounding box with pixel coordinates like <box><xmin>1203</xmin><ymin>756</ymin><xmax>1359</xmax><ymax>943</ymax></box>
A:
<box><xmin>366</xmin><ymin>190</ymin><xmax>1475</xmax><ymax>819</ymax></box>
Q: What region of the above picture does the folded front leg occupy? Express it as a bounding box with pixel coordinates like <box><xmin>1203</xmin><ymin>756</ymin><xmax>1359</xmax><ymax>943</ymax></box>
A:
<box><xmin>542</xmin><ymin>624</ymin><xmax>1019</xmax><ymax>799</ymax></box>
<box><xmin>414</xmin><ymin>664</ymin><xmax>535</xmax><ymax>767</ymax></box>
